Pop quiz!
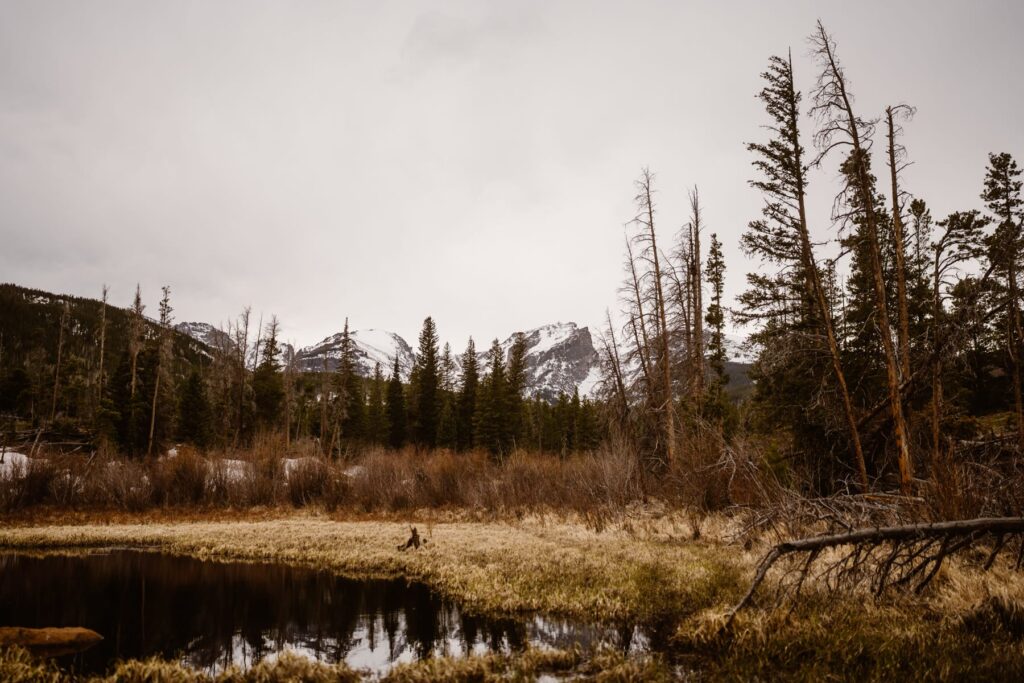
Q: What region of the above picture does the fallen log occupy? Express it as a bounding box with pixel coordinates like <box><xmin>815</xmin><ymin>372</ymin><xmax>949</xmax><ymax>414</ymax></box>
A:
<box><xmin>726</xmin><ymin>517</ymin><xmax>1024</xmax><ymax>627</ymax></box>
<box><xmin>0</xmin><ymin>627</ymin><xmax>103</xmax><ymax>656</ymax></box>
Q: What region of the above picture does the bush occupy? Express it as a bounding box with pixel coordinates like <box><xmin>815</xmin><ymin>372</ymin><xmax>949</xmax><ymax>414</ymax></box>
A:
<box><xmin>153</xmin><ymin>448</ymin><xmax>208</xmax><ymax>506</ymax></box>
<box><xmin>286</xmin><ymin>457</ymin><xmax>328</xmax><ymax>507</ymax></box>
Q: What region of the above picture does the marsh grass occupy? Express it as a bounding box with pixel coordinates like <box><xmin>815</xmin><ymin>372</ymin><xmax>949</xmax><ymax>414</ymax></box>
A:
<box><xmin>4</xmin><ymin>515</ymin><xmax>1024</xmax><ymax>680</ymax></box>
<box><xmin>1</xmin><ymin>443</ymin><xmax>658</xmax><ymax>522</ymax></box>
<box><xmin>0</xmin><ymin>645</ymin><xmax>668</xmax><ymax>683</ymax></box>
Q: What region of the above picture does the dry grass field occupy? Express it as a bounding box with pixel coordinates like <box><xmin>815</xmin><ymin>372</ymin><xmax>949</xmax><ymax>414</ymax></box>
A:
<box><xmin>3</xmin><ymin>510</ymin><xmax>1024</xmax><ymax>680</ymax></box>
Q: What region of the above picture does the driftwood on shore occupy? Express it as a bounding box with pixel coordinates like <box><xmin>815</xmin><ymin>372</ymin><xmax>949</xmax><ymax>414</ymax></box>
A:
<box><xmin>727</xmin><ymin>517</ymin><xmax>1024</xmax><ymax>626</ymax></box>
<box><xmin>0</xmin><ymin>627</ymin><xmax>103</xmax><ymax>656</ymax></box>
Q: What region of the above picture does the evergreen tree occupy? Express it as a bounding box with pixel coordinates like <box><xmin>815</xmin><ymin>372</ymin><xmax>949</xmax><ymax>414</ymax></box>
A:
<box><xmin>740</xmin><ymin>51</ymin><xmax>868</xmax><ymax>491</ymax></box>
<box><xmin>981</xmin><ymin>152</ymin><xmax>1024</xmax><ymax>447</ymax></box>
<box><xmin>334</xmin><ymin>319</ymin><xmax>364</xmax><ymax>445</ymax></box>
<box><xmin>365</xmin><ymin>362</ymin><xmax>388</xmax><ymax>445</ymax></box>
<box><xmin>146</xmin><ymin>285</ymin><xmax>174</xmax><ymax>455</ymax></box>
<box><xmin>505</xmin><ymin>332</ymin><xmax>529</xmax><ymax>448</ymax></box>
<box><xmin>178</xmin><ymin>368</ymin><xmax>212</xmax><ymax>447</ymax></box>
<box><xmin>474</xmin><ymin>339</ymin><xmax>508</xmax><ymax>457</ymax></box>
<box><xmin>414</xmin><ymin>316</ymin><xmax>441</xmax><ymax>448</ymax></box>
<box><xmin>252</xmin><ymin>319</ymin><xmax>284</xmax><ymax>432</ymax></box>
<box><xmin>440</xmin><ymin>342</ymin><xmax>456</xmax><ymax>393</ymax></box>
<box><xmin>705</xmin><ymin>233</ymin><xmax>728</xmax><ymax>397</ymax></box>
<box><xmin>437</xmin><ymin>394</ymin><xmax>458</xmax><ymax>450</ymax></box>
<box><xmin>386</xmin><ymin>355</ymin><xmax>407</xmax><ymax>449</ymax></box>
<box><xmin>457</xmin><ymin>337</ymin><xmax>479</xmax><ymax>451</ymax></box>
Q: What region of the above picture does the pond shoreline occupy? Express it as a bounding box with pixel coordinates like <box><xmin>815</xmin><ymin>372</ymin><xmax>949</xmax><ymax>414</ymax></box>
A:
<box><xmin>4</xmin><ymin>512</ymin><xmax>1024</xmax><ymax>680</ymax></box>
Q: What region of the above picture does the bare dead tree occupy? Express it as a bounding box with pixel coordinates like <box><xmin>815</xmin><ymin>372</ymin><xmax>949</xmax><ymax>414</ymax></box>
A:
<box><xmin>233</xmin><ymin>307</ymin><xmax>252</xmax><ymax>446</ymax></box>
<box><xmin>811</xmin><ymin>22</ymin><xmax>913</xmax><ymax>494</ymax></box>
<box><xmin>96</xmin><ymin>284</ymin><xmax>109</xmax><ymax>412</ymax></box>
<box><xmin>630</xmin><ymin>169</ymin><xmax>677</xmax><ymax>465</ymax></box>
<box><xmin>743</xmin><ymin>51</ymin><xmax>869</xmax><ymax>491</ymax></box>
<box><xmin>885</xmin><ymin>104</ymin><xmax>916</xmax><ymax>381</ymax></box>
<box><xmin>727</xmin><ymin>517</ymin><xmax>1024</xmax><ymax>626</ymax></box>
<box><xmin>688</xmin><ymin>188</ymin><xmax>706</xmax><ymax>401</ymax></box>
<box><xmin>128</xmin><ymin>285</ymin><xmax>145</xmax><ymax>400</ymax></box>
<box><xmin>147</xmin><ymin>286</ymin><xmax>173</xmax><ymax>457</ymax></box>
<box><xmin>50</xmin><ymin>302</ymin><xmax>69</xmax><ymax>422</ymax></box>
<box><xmin>600</xmin><ymin>309</ymin><xmax>629</xmax><ymax>424</ymax></box>
<box><xmin>929</xmin><ymin>212</ymin><xmax>989</xmax><ymax>479</ymax></box>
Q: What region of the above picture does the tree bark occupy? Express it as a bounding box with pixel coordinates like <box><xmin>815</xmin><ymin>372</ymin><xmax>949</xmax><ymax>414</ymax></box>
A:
<box><xmin>887</xmin><ymin>107</ymin><xmax>913</xmax><ymax>381</ymax></box>
<box><xmin>819</xmin><ymin>26</ymin><xmax>913</xmax><ymax>493</ymax></box>
<box><xmin>785</xmin><ymin>51</ymin><xmax>869</xmax><ymax>492</ymax></box>
<box><xmin>639</xmin><ymin>173</ymin><xmax>677</xmax><ymax>465</ymax></box>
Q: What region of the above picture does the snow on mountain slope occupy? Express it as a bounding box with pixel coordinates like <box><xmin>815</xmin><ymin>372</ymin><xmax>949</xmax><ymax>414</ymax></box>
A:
<box><xmin>292</xmin><ymin>329</ymin><xmax>416</xmax><ymax>378</ymax></box>
<box><xmin>175</xmin><ymin>321</ymin><xmax>231</xmax><ymax>350</ymax></box>
<box><xmin>176</xmin><ymin>319</ymin><xmax>755</xmax><ymax>403</ymax></box>
<box><xmin>484</xmin><ymin>322</ymin><xmax>600</xmax><ymax>402</ymax></box>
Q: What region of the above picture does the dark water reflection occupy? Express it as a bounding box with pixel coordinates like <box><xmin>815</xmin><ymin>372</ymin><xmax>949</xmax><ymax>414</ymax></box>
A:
<box><xmin>0</xmin><ymin>550</ymin><xmax>646</xmax><ymax>676</ymax></box>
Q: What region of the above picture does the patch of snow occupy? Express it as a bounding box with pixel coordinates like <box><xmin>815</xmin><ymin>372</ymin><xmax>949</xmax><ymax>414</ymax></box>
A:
<box><xmin>529</xmin><ymin>322</ymin><xmax>578</xmax><ymax>356</ymax></box>
<box><xmin>216</xmin><ymin>459</ymin><xmax>251</xmax><ymax>483</ymax></box>
<box><xmin>0</xmin><ymin>451</ymin><xmax>29</xmax><ymax>478</ymax></box>
<box><xmin>342</xmin><ymin>465</ymin><xmax>366</xmax><ymax>479</ymax></box>
<box><xmin>283</xmin><ymin>457</ymin><xmax>320</xmax><ymax>479</ymax></box>
<box><xmin>577</xmin><ymin>364</ymin><xmax>603</xmax><ymax>399</ymax></box>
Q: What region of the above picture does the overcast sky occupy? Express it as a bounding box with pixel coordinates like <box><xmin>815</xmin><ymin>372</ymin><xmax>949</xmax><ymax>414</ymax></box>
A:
<box><xmin>2</xmin><ymin>1</ymin><xmax>1022</xmax><ymax>350</ymax></box>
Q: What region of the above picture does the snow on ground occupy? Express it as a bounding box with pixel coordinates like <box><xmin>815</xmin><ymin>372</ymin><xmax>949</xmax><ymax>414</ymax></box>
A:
<box><xmin>0</xmin><ymin>451</ymin><xmax>29</xmax><ymax>477</ymax></box>
<box><xmin>217</xmin><ymin>459</ymin><xmax>251</xmax><ymax>483</ymax></box>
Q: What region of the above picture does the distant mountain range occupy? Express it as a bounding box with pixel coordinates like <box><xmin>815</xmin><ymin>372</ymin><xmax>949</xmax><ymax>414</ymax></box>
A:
<box><xmin>176</xmin><ymin>319</ymin><xmax>754</xmax><ymax>401</ymax></box>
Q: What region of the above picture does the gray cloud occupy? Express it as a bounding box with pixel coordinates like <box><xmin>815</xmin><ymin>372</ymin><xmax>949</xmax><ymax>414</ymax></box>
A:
<box><xmin>1</xmin><ymin>0</ymin><xmax>1021</xmax><ymax>350</ymax></box>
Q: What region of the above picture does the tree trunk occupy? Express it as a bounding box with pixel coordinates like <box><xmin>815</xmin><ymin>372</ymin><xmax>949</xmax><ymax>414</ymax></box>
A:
<box><xmin>1007</xmin><ymin>257</ymin><xmax>1024</xmax><ymax>451</ymax></box>
<box><xmin>642</xmin><ymin>174</ymin><xmax>677</xmax><ymax>466</ymax></box>
<box><xmin>887</xmin><ymin>107</ymin><xmax>912</xmax><ymax>381</ymax></box>
<box><xmin>820</xmin><ymin>32</ymin><xmax>913</xmax><ymax>493</ymax></box>
<box><xmin>690</xmin><ymin>190</ymin><xmax>705</xmax><ymax>401</ymax></box>
<box><xmin>97</xmin><ymin>285</ymin><xmax>108</xmax><ymax>412</ymax></box>
<box><xmin>786</xmin><ymin>52</ymin><xmax>869</xmax><ymax>492</ymax></box>
<box><xmin>147</xmin><ymin>370</ymin><xmax>160</xmax><ymax>457</ymax></box>
<box><xmin>50</xmin><ymin>303</ymin><xmax>68</xmax><ymax>422</ymax></box>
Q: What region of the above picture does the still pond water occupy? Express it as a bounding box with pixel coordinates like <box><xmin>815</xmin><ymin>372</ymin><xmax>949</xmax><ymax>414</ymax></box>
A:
<box><xmin>0</xmin><ymin>550</ymin><xmax>647</xmax><ymax>676</ymax></box>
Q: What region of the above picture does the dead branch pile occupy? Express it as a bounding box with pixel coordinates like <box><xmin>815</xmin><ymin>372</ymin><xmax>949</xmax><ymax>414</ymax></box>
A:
<box><xmin>727</xmin><ymin>517</ymin><xmax>1024</xmax><ymax>626</ymax></box>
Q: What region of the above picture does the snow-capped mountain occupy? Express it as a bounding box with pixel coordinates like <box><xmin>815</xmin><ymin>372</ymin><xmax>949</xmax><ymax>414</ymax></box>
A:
<box><xmin>483</xmin><ymin>322</ymin><xmax>601</xmax><ymax>402</ymax></box>
<box><xmin>292</xmin><ymin>329</ymin><xmax>416</xmax><ymax>378</ymax></box>
<box><xmin>175</xmin><ymin>321</ymin><xmax>231</xmax><ymax>350</ymax></box>
<box><xmin>176</xmin><ymin>319</ymin><xmax>753</xmax><ymax>402</ymax></box>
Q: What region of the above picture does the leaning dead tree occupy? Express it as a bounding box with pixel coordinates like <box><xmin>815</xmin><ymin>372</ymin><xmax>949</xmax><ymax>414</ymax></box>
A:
<box><xmin>727</xmin><ymin>517</ymin><xmax>1024</xmax><ymax>626</ymax></box>
<box><xmin>811</xmin><ymin>22</ymin><xmax>913</xmax><ymax>494</ymax></box>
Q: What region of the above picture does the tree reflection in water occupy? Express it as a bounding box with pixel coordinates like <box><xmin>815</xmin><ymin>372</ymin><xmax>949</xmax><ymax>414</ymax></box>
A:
<box><xmin>0</xmin><ymin>551</ymin><xmax>642</xmax><ymax>676</ymax></box>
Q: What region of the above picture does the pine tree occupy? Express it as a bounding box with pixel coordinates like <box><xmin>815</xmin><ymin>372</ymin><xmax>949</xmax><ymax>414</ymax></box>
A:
<box><xmin>437</xmin><ymin>395</ymin><xmax>458</xmax><ymax>450</ymax></box>
<box><xmin>740</xmin><ymin>50</ymin><xmax>868</xmax><ymax>491</ymax></box>
<box><xmin>366</xmin><ymin>362</ymin><xmax>388</xmax><ymax>445</ymax></box>
<box><xmin>475</xmin><ymin>339</ymin><xmax>508</xmax><ymax>457</ymax></box>
<box><xmin>252</xmin><ymin>316</ymin><xmax>284</xmax><ymax>432</ymax></box>
<box><xmin>386</xmin><ymin>355</ymin><xmax>407</xmax><ymax>449</ymax></box>
<box><xmin>334</xmin><ymin>319</ymin><xmax>364</xmax><ymax>446</ymax></box>
<box><xmin>146</xmin><ymin>286</ymin><xmax>174</xmax><ymax>456</ymax></box>
<box><xmin>457</xmin><ymin>338</ymin><xmax>479</xmax><ymax>451</ymax></box>
<box><xmin>981</xmin><ymin>152</ymin><xmax>1024</xmax><ymax>448</ymax></box>
<box><xmin>705</xmin><ymin>233</ymin><xmax>728</xmax><ymax>399</ymax></box>
<box><xmin>414</xmin><ymin>316</ymin><xmax>441</xmax><ymax>448</ymax></box>
<box><xmin>505</xmin><ymin>332</ymin><xmax>529</xmax><ymax>448</ymax></box>
<box><xmin>178</xmin><ymin>368</ymin><xmax>212</xmax><ymax>447</ymax></box>
<box><xmin>812</xmin><ymin>23</ymin><xmax>910</xmax><ymax>492</ymax></box>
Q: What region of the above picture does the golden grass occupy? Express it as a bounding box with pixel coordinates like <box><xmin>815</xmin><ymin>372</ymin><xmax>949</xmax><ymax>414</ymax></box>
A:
<box><xmin>0</xmin><ymin>645</ymin><xmax>669</xmax><ymax>683</ymax></box>
<box><xmin>0</xmin><ymin>511</ymin><xmax>745</xmax><ymax>623</ymax></box>
<box><xmin>5</xmin><ymin>512</ymin><xmax>1024</xmax><ymax>680</ymax></box>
